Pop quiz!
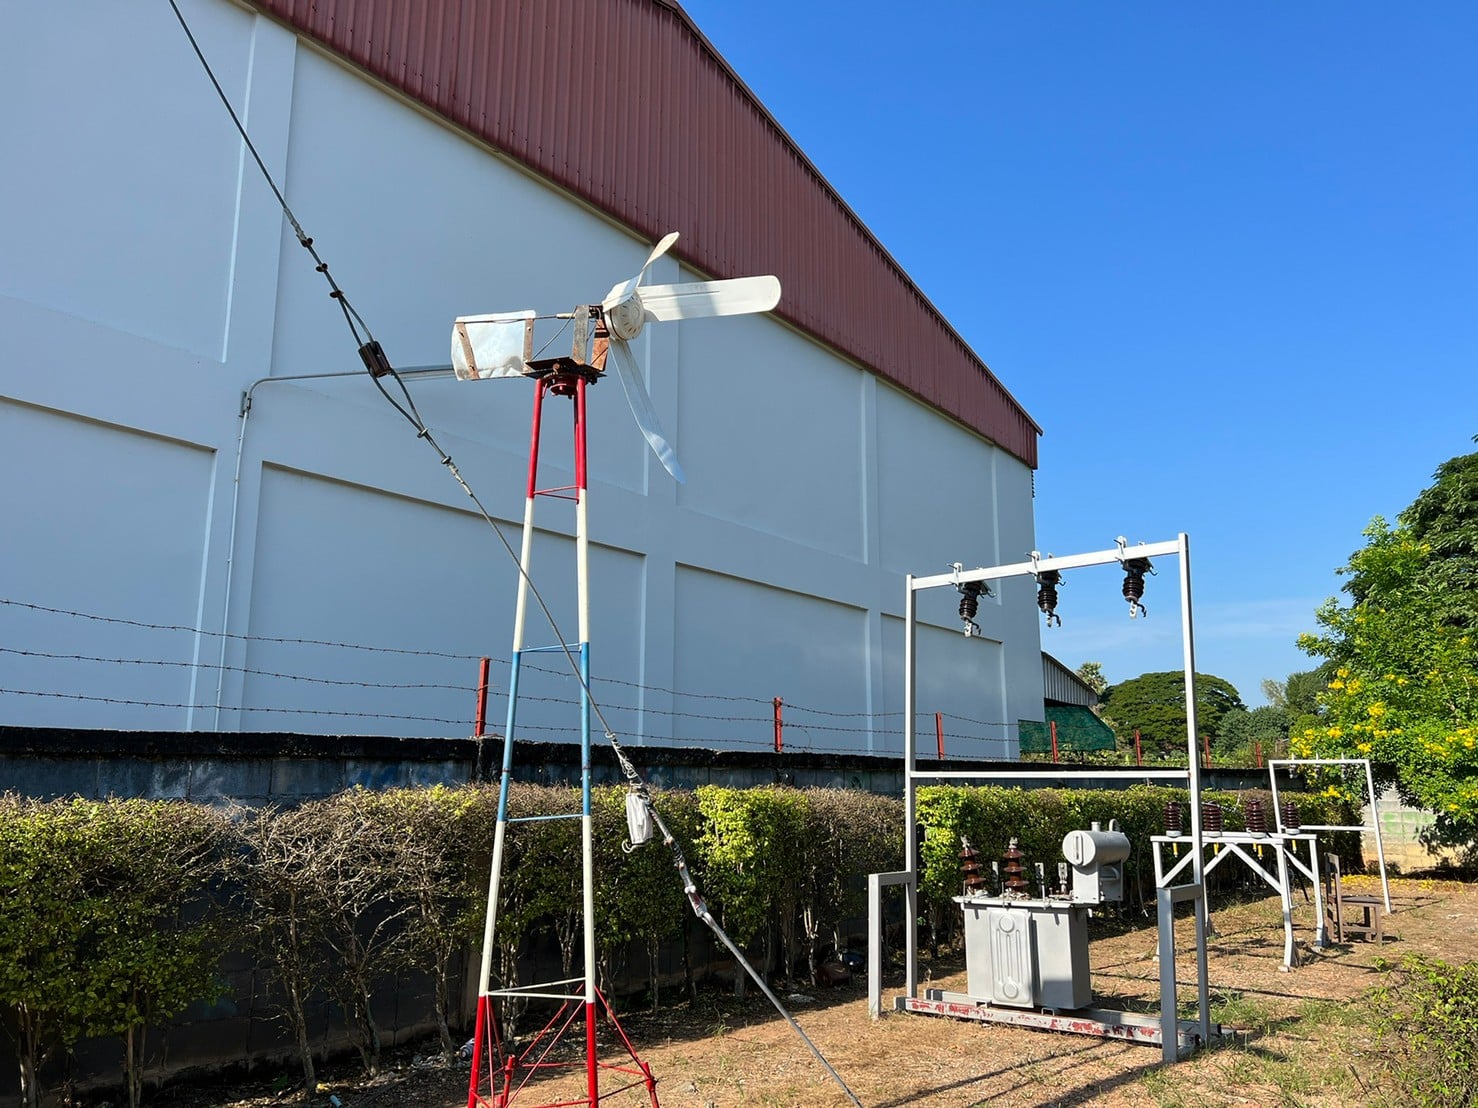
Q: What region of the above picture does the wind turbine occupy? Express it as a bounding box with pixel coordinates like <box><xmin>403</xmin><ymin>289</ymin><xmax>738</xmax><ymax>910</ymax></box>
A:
<box><xmin>455</xmin><ymin>233</ymin><xmax>780</xmax><ymax>1108</ymax></box>
<box><xmin>451</xmin><ymin>231</ymin><xmax>781</xmax><ymax>482</ymax></box>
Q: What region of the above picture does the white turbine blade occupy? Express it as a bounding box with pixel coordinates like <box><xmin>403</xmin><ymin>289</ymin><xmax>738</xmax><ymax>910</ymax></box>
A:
<box><xmin>602</xmin><ymin>231</ymin><xmax>681</xmax><ymax>312</ymax></box>
<box><xmin>608</xmin><ymin>338</ymin><xmax>686</xmax><ymax>483</ymax></box>
<box><xmin>451</xmin><ymin>311</ymin><xmax>534</xmax><ymax>380</ymax></box>
<box><xmin>638</xmin><ymin>275</ymin><xmax>781</xmax><ymax>323</ymax></box>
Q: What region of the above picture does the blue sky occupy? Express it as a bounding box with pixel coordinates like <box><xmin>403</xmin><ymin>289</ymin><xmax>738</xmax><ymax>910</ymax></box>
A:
<box><xmin>681</xmin><ymin>1</ymin><xmax>1477</xmax><ymax>706</ymax></box>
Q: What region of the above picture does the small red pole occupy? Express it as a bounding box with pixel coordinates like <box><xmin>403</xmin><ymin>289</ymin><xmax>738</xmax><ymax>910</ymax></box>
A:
<box><xmin>1255</xmin><ymin>738</ymin><xmax>1263</xmax><ymax>769</ymax></box>
<box><xmin>1050</xmin><ymin>719</ymin><xmax>1059</xmax><ymax>763</ymax></box>
<box><xmin>935</xmin><ymin>712</ymin><xmax>944</xmax><ymax>759</ymax></box>
<box><xmin>773</xmin><ymin>697</ymin><xmax>783</xmax><ymax>754</ymax></box>
<box><xmin>474</xmin><ymin>656</ymin><xmax>490</xmax><ymax>737</ymax></box>
<box><xmin>1202</xmin><ymin>734</ymin><xmax>1212</xmax><ymax>768</ymax></box>
<box><xmin>1134</xmin><ymin>729</ymin><xmax>1142</xmax><ymax>767</ymax></box>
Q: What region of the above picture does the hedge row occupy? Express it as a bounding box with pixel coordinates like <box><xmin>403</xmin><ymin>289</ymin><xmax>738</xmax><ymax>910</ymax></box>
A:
<box><xmin>0</xmin><ymin>783</ymin><xmax>1358</xmax><ymax>1106</ymax></box>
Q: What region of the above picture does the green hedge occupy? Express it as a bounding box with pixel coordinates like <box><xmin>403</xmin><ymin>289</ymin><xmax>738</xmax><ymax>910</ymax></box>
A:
<box><xmin>0</xmin><ymin>797</ymin><xmax>230</xmax><ymax>1108</ymax></box>
<box><xmin>0</xmin><ymin>782</ymin><xmax>1360</xmax><ymax>1105</ymax></box>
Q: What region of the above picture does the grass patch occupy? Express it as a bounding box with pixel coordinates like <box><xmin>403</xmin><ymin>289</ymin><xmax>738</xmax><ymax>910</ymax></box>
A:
<box><xmin>1209</xmin><ymin>989</ymin><xmax>1274</xmax><ymax>1032</ymax></box>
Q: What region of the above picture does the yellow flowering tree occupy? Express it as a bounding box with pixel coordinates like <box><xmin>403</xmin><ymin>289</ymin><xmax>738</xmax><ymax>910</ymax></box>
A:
<box><xmin>1298</xmin><ymin>450</ymin><xmax>1478</xmax><ymax>847</ymax></box>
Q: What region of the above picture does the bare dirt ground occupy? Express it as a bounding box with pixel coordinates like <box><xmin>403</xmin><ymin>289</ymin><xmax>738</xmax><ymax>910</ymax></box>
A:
<box><xmin>161</xmin><ymin>873</ymin><xmax>1477</xmax><ymax>1108</ymax></box>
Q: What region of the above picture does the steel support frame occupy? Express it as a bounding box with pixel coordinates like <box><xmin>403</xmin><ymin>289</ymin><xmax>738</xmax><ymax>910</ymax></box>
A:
<box><xmin>897</xmin><ymin>991</ymin><xmax>1209</xmax><ymax>1056</ymax></box>
<box><xmin>1153</xmin><ymin>832</ymin><xmax>1328</xmax><ymax>969</ymax></box>
<box><xmin>1156</xmin><ymin>883</ymin><xmax>1209</xmax><ymax>1063</ymax></box>
<box><xmin>1268</xmin><ymin>757</ymin><xmax>1391</xmax><ymax>912</ymax></box>
<box><xmin>876</xmin><ymin>535</ymin><xmax>1212</xmax><ymax>1056</ymax></box>
<box><xmin>468</xmin><ymin>370</ymin><xmax>656</xmax><ymax>1108</ymax></box>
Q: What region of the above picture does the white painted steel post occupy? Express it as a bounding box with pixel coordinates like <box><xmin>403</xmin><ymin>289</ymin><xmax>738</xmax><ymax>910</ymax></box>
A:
<box><xmin>471</xmin><ymin>376</ymin><xmax>547</xmax><ymax>1095</ymax></box>
<box><xmin>867</xmin><ymin>874</ymin><xmax>883</xmax><ymax>1019</ymax></box>
<box><xmin>574</xmin><ymin>376</ymin><xmax>599</xmax><ymax>1104</ymax></box>
<box><xmin>1177</xmin><ymin>533</ymin><xmax>1212</xmax><ymax>1043</ymax></box>
<box><xmin>1273</xmin><ymin>840</ymin><xmax>1296</xmax><ymax>969</ymax></box>
<box><xmin>1363</xmin><ymin>760</ymin><xmax>1392</xmax><ymax>912</ymax></box>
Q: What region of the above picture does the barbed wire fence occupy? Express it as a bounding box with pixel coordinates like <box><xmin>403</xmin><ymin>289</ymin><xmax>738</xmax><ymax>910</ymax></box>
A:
<box><xmin>0</xmin><ymin>597</ymin><xmax>1022</xmax><ymax>758</ymax></box>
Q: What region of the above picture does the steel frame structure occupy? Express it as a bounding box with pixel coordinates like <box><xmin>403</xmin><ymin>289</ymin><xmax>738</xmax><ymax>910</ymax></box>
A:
<box><xmin>1152</xmin><ymin>831</ymin><xmax>1327</xmax><ymax>969</ymax></box>
<box><xmin>467</xmin><ymin>363</ymin><xmax>657</xmax><ymax>1108</ymax></box>
<box><xmin>1269</xmin><ymin>757</ymin><xmax>1392</xmax><ymax>911</ymax></box>
<box><xmin>871</xmin><ymin>535</ymin><xmax>1213</xmax><ymax>1060</ymax></box>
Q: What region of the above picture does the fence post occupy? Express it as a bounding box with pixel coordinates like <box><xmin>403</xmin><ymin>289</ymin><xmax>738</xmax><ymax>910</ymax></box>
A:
<box><xmin>474</xmin><ymin>656</ymin><xmax>490</xmax><ymax>737</ymax></box>
<box><xmin>935</xmin><ymin>712</ymin><xmax>944</xmax><ymax>759</ymax></box>
<box><xmin>1134</xmin><ymin>729</ymin><xmax>1143</xmax><ymax>767</ymax></box>
<box><xmin>773</xmin><ymin>697</ymin><xmax>783</xmax><ymax>754</ymax></box>
<box><xmin>1050</xmin><ymin>719</ymin><xmax>1059</xmax><ymax>763</ymax></box>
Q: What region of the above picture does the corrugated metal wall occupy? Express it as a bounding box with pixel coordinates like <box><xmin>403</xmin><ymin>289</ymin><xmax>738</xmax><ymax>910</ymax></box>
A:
<box><xmin>251</xmin><ymin>0</ymin><xmax>1040</xmax><ymax>467</ymax></box>
<box><xmin>1042</xmin><ymin>654</ymin><xmax>1097</xmax><ymax>707</ymax></box>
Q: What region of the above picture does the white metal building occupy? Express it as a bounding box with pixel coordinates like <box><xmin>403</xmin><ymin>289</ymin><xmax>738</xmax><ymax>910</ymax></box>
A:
<box><xmin>0</xmin><ymin>0</ymin><xmax>1044</xmax><ymax>758</ymax></box>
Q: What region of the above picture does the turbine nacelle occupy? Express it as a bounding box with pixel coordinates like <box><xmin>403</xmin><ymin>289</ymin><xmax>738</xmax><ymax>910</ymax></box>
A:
<box><xmin>451</xmin><ymin>232</ymin><xmax>781</xmax><ymax>484</ymax></box>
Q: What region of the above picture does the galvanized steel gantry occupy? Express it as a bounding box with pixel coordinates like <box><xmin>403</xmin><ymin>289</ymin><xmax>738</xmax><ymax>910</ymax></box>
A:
<box><xmin>870</xmin><ymin>536</ymin><xmax>1222</xmax><ymax>1064</ymax></box>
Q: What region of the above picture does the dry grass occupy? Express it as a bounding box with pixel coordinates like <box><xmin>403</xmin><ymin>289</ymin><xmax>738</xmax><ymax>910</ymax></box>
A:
<box><xmin>158</xmin><ymin>878</ymin><xmax>1478</xmax><ymax>1108</ymax></box>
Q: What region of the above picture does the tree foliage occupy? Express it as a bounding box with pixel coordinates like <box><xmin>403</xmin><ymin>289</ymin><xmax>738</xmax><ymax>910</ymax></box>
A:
<box><xmin>1098</xmin><ymin>671</ymin><xmax>1245</xmax><ymax>757</ymax></box>
<box><xmin>1298</xmin><ymin>443</ymin><xmax>1478</xmax><ymax>846</ymax></box>
<box><xmin>1074</xmin><ymin>661</ymin><xmax>1108</xmax><ymax>696</ymax></box>
<box><xmin>1216</xmin><ymin>705</ymin><xmax>1289</xmax><ymax>759</ymax></box>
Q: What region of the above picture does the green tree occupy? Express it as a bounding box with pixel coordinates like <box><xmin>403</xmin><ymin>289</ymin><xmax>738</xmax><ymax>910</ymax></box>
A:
<box><xmin>1284</xmin><ymin>668</ymin><xmax>1330</xmax><ymax>717</ymax></box>
<box><xmin>1098</xmin><ymin>671</ymin><xmax>1245</xmax><ymax>758</ymax></box>
<box><xmin>1260</xmin><ymin>678</ymin><xmax>1287</xmax><ymax>709</ymax></box>
<box><xmin>1298</xmin><ymin>441</ymin><xmax>1478</xmax><ymax>845</ymax></box>
<box><xmin>1075</xmin><ymin>661</ymin><xmax>1109</xmax><ymax>696</ymax></box>
<box><xmin>1216</xmin><ymin>705</ymin><xmax>1289</xmax><ymax>760</ymax></box>
<box><xmin>1282</xmin><ymin>666</ymin><xmax>1332</xmax><ymax>737</ymax></box>
<box><xmin>1383</xmin><ymin>447</ymin><xmax>1478</xmax><ymax>627</ymax></box>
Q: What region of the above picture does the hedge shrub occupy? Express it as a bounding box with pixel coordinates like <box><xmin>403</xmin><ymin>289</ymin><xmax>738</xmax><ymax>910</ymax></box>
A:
<box><xmin>0</xmin><ymin>781</ymin><xmax>1362</xmax><ymax>1105</ymax></box>
<box><xmin>0</xmin><ymin>797</ymin><xmax>230</xmax><ymax>1108</ymax></box>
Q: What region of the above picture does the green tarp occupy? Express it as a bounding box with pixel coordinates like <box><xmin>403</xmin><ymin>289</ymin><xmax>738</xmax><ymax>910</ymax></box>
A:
<box><xmin>1018</xmin><ymin>705</ymin><xmax>1116</xmax><ymax>754</ymax></box>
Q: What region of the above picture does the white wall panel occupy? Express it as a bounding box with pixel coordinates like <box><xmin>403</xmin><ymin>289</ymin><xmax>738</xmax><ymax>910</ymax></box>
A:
<box><xmin>671</xmin><ymin>568</ymin><xmax>870</xmax><ymax>753</ymax></box>
<box><xmin>268</xmin><ymin>41</ymin><xmax>670</xmax><ymax>496</ymax></box>
<box><xmin>240</xmin><ymin>465</ymin><xmax>645</xmax><ymax>737</ymax></box>
<box><xmin>879</xmin><ymin>614</ymin><xmax>1014</xmax><ymax>760</ymax></box>
<box><xmin>876</xmin><ymin>381</ymin><xmax>1007</xmax><ymax>575</ymax></box>
<box><xmin>0</xmin><ymin>400</ymin><xmax>215</xmax><ymax>728</ymax></box>
<box><xmin>675</xmin><ymin>301</ymin><xmax>865</xmax><ymax>559</ymax></box>
<box><xmin>0</xmin><ymin>0</ymin><xmax>252</xmax><ymax>360</ymax></box>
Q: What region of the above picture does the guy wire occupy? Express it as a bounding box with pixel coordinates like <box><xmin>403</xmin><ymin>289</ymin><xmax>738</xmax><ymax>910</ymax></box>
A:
<box><xmin>168</xmin><ymin>7</ymin><xmax>861</xmax><ymax>1102</ymax></box>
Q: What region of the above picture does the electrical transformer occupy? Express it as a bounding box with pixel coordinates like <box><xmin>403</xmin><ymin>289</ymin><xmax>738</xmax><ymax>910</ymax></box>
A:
<box><xmin>955</xmin><ymin>823</ymin><xmax>1130</xmax><ymax>1011</ymax></box>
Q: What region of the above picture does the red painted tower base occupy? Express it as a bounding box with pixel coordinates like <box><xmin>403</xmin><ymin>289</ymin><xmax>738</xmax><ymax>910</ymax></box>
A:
<box><xmin>467</xmin><ymin>989</ymin><xmax>658</xmax><ymax>1108</ymax></box>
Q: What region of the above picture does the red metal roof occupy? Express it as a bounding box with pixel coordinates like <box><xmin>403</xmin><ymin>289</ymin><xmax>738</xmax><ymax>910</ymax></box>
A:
<box><xmin>249</xmin><ymin>0</ymin><xmax>1041</xmax><ymax>467</ymax></box>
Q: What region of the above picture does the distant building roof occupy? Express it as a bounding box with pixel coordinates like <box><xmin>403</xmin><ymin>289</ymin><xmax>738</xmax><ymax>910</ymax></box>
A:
<box><xmin>247</xmin><ymin>0</ymin><xmax>1041</xmax><ymax>467</ymax></box>
<box><xmin>1042</xmin><ymin>653</ymin><xmax>1100</xmax><ymax>708</ymax></box>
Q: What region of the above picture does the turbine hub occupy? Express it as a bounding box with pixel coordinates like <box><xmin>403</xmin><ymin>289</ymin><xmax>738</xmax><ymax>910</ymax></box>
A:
<box><xmin>605</xmin><ymin>295</ymin><xmax>645</xmax><ymax>341</ymax></box>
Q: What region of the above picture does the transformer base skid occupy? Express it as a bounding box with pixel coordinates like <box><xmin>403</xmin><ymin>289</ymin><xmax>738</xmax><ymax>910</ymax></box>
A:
<box><xmin>897</xmin><ymin>990</ymin><xmax>1219</xmax><ymax>1060</ymax></box>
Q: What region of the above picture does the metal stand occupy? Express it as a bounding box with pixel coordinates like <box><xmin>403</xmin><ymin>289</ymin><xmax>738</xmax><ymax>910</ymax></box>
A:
<box><xmin>467</xmin><ymin>363</ymin><xmax>657</xmax><ymax>1108</ymax></box>
<box><xmin>872</xmin><ymin>536</ymin><xmax>1214</xmax><ymax>1059</ymax></box>
<box><xmin>1269</xmin><ymin>757</ymin><xmax>1392</xmax><ymax>913</ymax></box>
<box><xmin>1153</xmin><ymin>832</ymin><xmax>1327</xmax><ymax>970</ymax></box>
